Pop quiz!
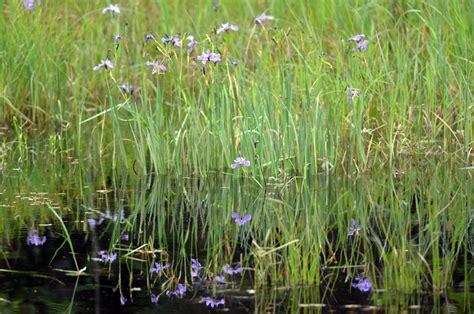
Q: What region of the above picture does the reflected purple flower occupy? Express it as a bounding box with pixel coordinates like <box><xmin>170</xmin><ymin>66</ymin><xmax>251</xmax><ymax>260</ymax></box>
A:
<box><xmin>215</xmin><ymin>274</ymin><xmax>225</xmax><ymax>283</ymax></box>
<box><xmin>217</xmin><ymin>23</ymin><xmax>239</xmax><ymax>34</ymax></box>
<box><xmin>230</xmin><ymin>157</ymin><xmax>250</xmax><ymax>169</ymax></box>
<box><xmin>150</xmin><ymin>294</ymin><xmax>159</xmax><ymax>304</ymax></box>
<box><xmin>27</xmin><ymin>229</ymin><xmax>47</xmax><ymax>246</ymax></box>
<box><xmin>352</xmin><ymin>276</ymin><xmax>372</xmax><ymax>292</ymax></box>
<box><xmin>150</xmin><ymin>262</ymin><xmax>171</xmax><ymax>274</ymax></box>
<box><xmin>255</xmin><ymin>13</ymin><xmax>275</xmax><ymax>25</ymax></box>
<box><xmin>166</xmin><ymin>283</ymin><xmax>186</xmax><ymax>297</ymax></box>
<box><xmin>201</xmin><ymin>297</ymin><xmax>225</xmax><ymax>308</ymax></box>
<box><xmin>191</xmin><ymin>258</ymin><xmax>202</xmax><ymax>277</ymax></box>
<box><xmin>102</xmin><ymin>4</ymin><xmax>120</xmax><ymax>15</ymax></box>
<box><xmin>93</xmin><ymin>59</ymin><xmax>113</xmax><ymax>71</ymax></box>
<box><xmin>146</xmin><ymin>61</ymin><xmax>167</xmax><ymax>75</ymax></box>
<box><xmin>347</xmin><ymin>218</ymin><xmax>362</xmax><ymax>236</ymax></box>
<box><xmin>98</xmin><ymin>251</ymin><xmax>117</xmax><ymax>263</ymax></box>
<box><xmin>120</xmin><ymin>295</ymin><xmax>127</xmax><ymax>305</ymax></box>
<box><xmin>222</xmin><ymin>264</ymin><xmax>243</xmax><ymax>275</ymax></box>
<box><xmin>23</xmin><ymin>0</ymin><xmax>41</xmax><ymax>11</ymax></box>
<box><xmin>231</xmin><ymin>212</ymin><xmax>252</xmax><ymax>226</ymax></box>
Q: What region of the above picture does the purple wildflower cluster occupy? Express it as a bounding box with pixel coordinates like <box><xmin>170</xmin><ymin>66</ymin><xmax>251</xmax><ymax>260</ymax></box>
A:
<box><xmin>150</xmin><ymin>261</ymin><xmax>171</xmax><ymax>274</ymax></box>
<box><xmin>231</xmin><ymin>212</ymin><xmax>252</xmax><ymax>226</ymax></box>
<box><xmin>348</xmin><ymin>34</ymin><xmax>369</xmax><ymax>52</ymax></box>
<box><xmin>23</xmin><ymin>0</ymin><xmax>41</xmax><ymax>11</ymax></box>
<box><xmin>231</xmin><ymin>157</ymin><xmax>250</xmax><ymax>169</ymax></box>
<box><xmin>98</xmin><ymin>250</ymin><xmax>118</xmax><ymax>263</ymax></box>
<box><xmin>27</xmin><ymin>229</ymin><xmax>47</xmax><ymax>246</ymax></box>
<box><xmin>347</xmin><ymin>218</ymin><xmax>362</xmax><ymax>236</ymax></box>
<box><xmin>201</xmin><ymin>297</ymin><xmax>225</xmax><ymax>308</ymax></box>
<box><xmin>145</xmin><ymin>61</ymin><xmax>167</xmax><ymax>75</ymax></box>
<box><xmin>162</xmin><ymin>35</ymin><xmax>183</xmax><ymax>47</ymax></box>
<box><xmin>166</xmin><ymin>283</ymin><xmax>186</xmax><ymax>297</ymax></box>
<box><xmin>196</xmin><ymin>51</ymin><xmax>222</xmax><ymax>65</ymax></box>
<box><xmin>352</xmin><ymin>276</ymin><xmax>372</xmax><ymax>292</ymax></box>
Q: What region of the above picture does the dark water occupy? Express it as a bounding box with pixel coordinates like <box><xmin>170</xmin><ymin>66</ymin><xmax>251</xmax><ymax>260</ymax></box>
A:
<box><xmin>0</xmin><ymin>222</ymin><xmax>471</xmax><ymax>313</ymax></box>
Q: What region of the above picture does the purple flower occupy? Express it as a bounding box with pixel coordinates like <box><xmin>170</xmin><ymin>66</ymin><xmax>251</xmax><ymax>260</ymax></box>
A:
<box><xmin>171</xmin><ymin>37</ymin><xmax>182</xmax><ymax>47</ymax></box>
<box><xmin>98</xmin><ymin>251</ymin><xmax>117</xmax><ymax>263</ymax></box>
<box><xmin>120</xmin><ymin>83</ymin><xmax>131</xmax><ymax>93</ymax></box>
<box><xmin>348</xmin><ymin>34</ymin><xmax>369</xmax><ymax>52</ymax></box>
<box><xmin>115</xmin><ymin>35</ymin><xmax>122</xmax><ymax>43</ymax></box>
<box><xmin>231</xmin><ymin>212</ymin><xmax>252</xmax><ymax>226</ymax></box>
<box><xmin>146</xmin><ymin>61</ymin><xmax>167</xmax><ymax>75</ymax></box>
<box><xmin>352</xmin><ymin>276</ymin><xmax>372</xmax><ymax>292</ymax></box>
<box><xmin>348</xmin><ymin>34</ymin><xmax>366</xmax><ymax>42</ymax></box>
<box><xmin>150</xmin><ymin>294</ymin><xmax>159</xmax><ymax>304</ymax></box>
<box><xmin>102</xmin><ymin>4</ymin><xmax>120</xmax><ymax>15</ymax></box>
<box><xmin>120</xmin><ymin>295</ymin><xmax>127</xmax><ymax>305</ymax></box>
<box><xmin>230</xmin><ymin>157</ymin><xmax>250</xmax><ymax>169</ymax></box>
<box><xmin>217</xmin><ymin>23</ymin><xmax>239</xmax><ymax>34</ymax></box>
<box><xmin>201</xmin><ymin>297</ymin><xmax>225</xmax><ymax>308</ymax></box>
<box><xmin>215</xmin><ymin>274</ymin><xmax>225</xmax><ymax>283</ymax></box>
<box><xmin>93</xmin><ymin>59</ymin><xmax>113</xmax><ymax>71</ymax></box>
<box><xmin>222</xmin><ymin>264</ymin><xmax>243</xmax><ymax>275</ymax></box>
<box><xmin>150</xmin><ymin>262</ymin><xmax>171</xmax><ymax>274</ymax></box>
<box><xmin>346</xmin><ymin>87</ymin><xmax>361</xmax><ymax>105</ymax></box>
<box><xmin>145</xmin><ymin>33</ymin><xmax>154</xmax><ymax>43</ymax></box>
<box><xmin>353</xmin><ymin>40</ymin><xmax>369</xmax><ymax>52</ymax></box>
<box><xmin>121</xmin><ymin>233</ymin><xmax>129</xmax><ymax>241</ymax></box>
<box><xmin>347</xmin><ymin>218</ymin><xmax>362</xmax><ymax>236</ymax></box>
<box><xmin>166</xmin><ymin>283</ymin><xmax>186</xmax><ymax>297</ymax></box>
<box><xmin>162</xmin><ymin>36</ymin><xmax>182</xmax><ymax>47</ymax></box>
<box><xmin>23</xmin><ymin>0</ymin><xmax>41</xmax><ymax>11</ymax></box>
<box><xmin>196</xmin><ymin>51</ymin><xmax>221</xmax><ymax>65</ymax></box>
<box><xmin>255</xmin><ymin>13</ymin><xmax>275</xmax><ymax>25</ymax></box>
<box><xmin>27</xmin><ymin>229</ymin><xmax>47</xmax><ymax>246</ymax></box>
<box><xmin>186</xmin><ymin>35</ymin><xmax>198</xmax><ymax>55</ymax></box>
<box><xmin>191</xmin><ymin>258</ymin><xmax>202</xmax><ymax>277</ymax></box>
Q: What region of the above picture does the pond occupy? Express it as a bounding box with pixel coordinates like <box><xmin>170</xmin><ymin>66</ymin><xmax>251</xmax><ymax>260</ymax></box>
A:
<box><xmin>0</xmin><ymin>155</ymin><xmax>471</xmax><ymax>313</ymax></box>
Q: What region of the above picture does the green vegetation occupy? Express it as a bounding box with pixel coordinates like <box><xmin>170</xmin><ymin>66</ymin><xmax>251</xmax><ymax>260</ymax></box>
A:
<box><xmin>0</xmin><ymin>0</ymin><xmax>472</xmax><ymax>311</ymax></box>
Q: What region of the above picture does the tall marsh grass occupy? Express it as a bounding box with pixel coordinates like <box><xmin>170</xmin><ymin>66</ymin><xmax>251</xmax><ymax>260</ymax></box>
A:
<box><xmin>0</xmin><ymin>0</ymin><xmax>471</xmax><ymax>176</ymax></box>
<box><xmin>0</xmin><ymin>0</ymin><xmax>472</xmax><ymax>311</ymax></box>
